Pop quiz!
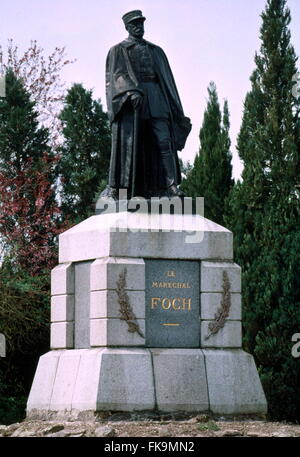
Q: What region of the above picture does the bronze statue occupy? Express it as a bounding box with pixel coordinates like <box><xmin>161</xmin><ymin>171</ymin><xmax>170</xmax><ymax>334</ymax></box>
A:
<box><xmin>101</xmin><ymin>10</ymin><xmax>191</xmax><ymax>200</ymax></box>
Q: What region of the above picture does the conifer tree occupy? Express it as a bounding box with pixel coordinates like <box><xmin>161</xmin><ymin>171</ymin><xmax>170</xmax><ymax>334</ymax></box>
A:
<box><xmin>58</xmin><ymin>84</ymin><xmax>111</xmax><ymax>222</ymax></box>
<box><xmin>0</xmin><ymin>69</ymin><xmax>50</xmax><ymax>174</ymax></box>
<box><xmin>0</xmin><ymin>69</ymin><xmax>60</xmax><ymax>271</ymax></box>
<box><xmin>181</xmin><ymin>82</ymin><xmax>233</xmax><ymax>225</ymax></box>
<box><xmin>226</xmin><ymin>0</ymin><xmax>300</xmax><ymax>421</ymax></box>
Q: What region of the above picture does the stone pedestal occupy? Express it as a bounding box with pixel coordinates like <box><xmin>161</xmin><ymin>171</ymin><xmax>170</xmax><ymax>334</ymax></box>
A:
<box><xmin>27</xmin><ymin>208</ymin><xmax>267</xmax><ymax>418</ymax></box>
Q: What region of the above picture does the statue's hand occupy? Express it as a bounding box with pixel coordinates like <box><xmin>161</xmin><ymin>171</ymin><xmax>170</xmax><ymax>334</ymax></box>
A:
<box><xmin>130</xmin><ymin>92</ymin><xmax>143</xmax><ymax>109</ymax></box>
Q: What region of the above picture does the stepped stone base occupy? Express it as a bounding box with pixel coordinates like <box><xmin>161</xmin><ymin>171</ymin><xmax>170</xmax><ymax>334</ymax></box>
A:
<box><xmin>27</xmin><ymin>210</ymin><xmax>267</xmax><ymax>417</ymax></box>
<box><xmin>27</xmin><ymin>348</ymin><xmax>266</xmax><ymax>418</ymax></box>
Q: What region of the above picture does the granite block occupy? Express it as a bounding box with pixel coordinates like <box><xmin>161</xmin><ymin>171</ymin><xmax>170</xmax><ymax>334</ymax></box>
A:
<box><xmin>59</xmin><ymin>213</ymin><xmax>233</xmax><ymax>263</ymax></box>
<box><xmin>49</xmin><ymin>350</ymin><xmax>81</xmax><ymax>411</ymax></box>
<box><xmin>201</xmin><ymin>320</ymin><xmax>242</xmax><ymax>348</ymax></box>
<box><xmin>201</xmin><ymin>261</ymin><xmax>241</xmax><ymax>293</ymax></box>
<box><xmin>51</xmin><ymin>294</ymin><xmax>75</xmax><ymax>322</ymax></box>
<box><xmin>203</xmin><ymin>349</ymin><xmax>267</xmax><ymax>414</ymax></box>
<box><xmin>90</xmin><ymin>290</ymin><xmax>145</xmax><ymax>319</ymax></box>
<box><xmin>90</xmin><ymin>318</ymin><xmax>145</xmax><ymax>347</ymax></box>
<box><xmin>201</xmin><ymin>293</ymin><xmax>241</xmax><ymax>320</ymax></box>
<box><xmin>151</xmin><ymin>349</ymin><xmax>209</xmax><ymax>411</ymax></box>
<box><xmin>27</xmin><ymin>351</ymin><xmax>63</xmax><ymax>412</ymax></box>
<box><xmin>90</xmin><ymin>257</ymin><xmax>145</xmax><ymax>291</ymax></box>
<box><xmin>97</xmin><ymin>348</ymin><xmax>155</xmax><ymax>410</ymax></box>
<box><xmin>72</xmin><ymin>348</ymin><xmax>105</xmax><ymax>411</ymax></box>
<box><xmin>0</xmin><ymin>333</ymin><xmax>5</xmax><ymax>358</ymax></box>
<box><xmin>74</xmin><ymin>261</ymin><xmax>91</xmax><ymax>349</ymax></box>
<box><xmin>51</xmin><ymin>263</ymin><xmax>74</xmax><ymax>296</ymax></box>
<box><xmin>50</xmin><ymin>322</ymin><xmax>74</xmax><ymax>349</ymax></box>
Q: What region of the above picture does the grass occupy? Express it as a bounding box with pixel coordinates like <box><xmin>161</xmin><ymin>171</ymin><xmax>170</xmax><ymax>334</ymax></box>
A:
<box><xmin>197</xmin><ymin>420</ymin><xmax>220</xmax><ymax>432</ymax></box>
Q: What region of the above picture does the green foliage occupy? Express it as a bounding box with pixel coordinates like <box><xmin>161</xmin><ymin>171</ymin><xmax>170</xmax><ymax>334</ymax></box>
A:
<box><xmin>225</xmin><ymin>0</ymin><xmax>300</xmax><ymax>421</ymax></box>
<box><xmin>180</xmin><ymin>82</ymin><xmax>233</xmax><ymax>225</ymax></box>
<box><xmin>197</xmin><ymin>421</ymin><xmax>220</xmax><ymax>432</ymax></box>
<box><xmin>0</xmin><ymin>258</ymin><xmax>50</xmax><ymax>352</ymax></box>
<box><xmin>0</xmin><ymin>395</ymin><xmax>27</xmax><ymax>426</ymax></box>
<box><xmin>178</xmin><ymin>158</ymin><xmax>193</xmax><ymax>180</ymax></box>
<box><xmin>0</xmin><ymin>259</ymin><xmax>50</xmax><ymax>425</ymax></box>
<box><xmin>58</xmin><ymin>84</ymin><xmax>111</xmax><ymax>222</ymax></box>
<box><xmin>0</xmin><ymin>69</ymin><xmax>52</xmax><ymax>176</ymax></box>
<box><xmin>0</xmin><ymin>69</ymin><xmax>62</xmax><ymax>273</ymax></box>
<box><xmin>0</xmin><ymin>70</ymin><xmax>58</xmax><ymax>425</ymax></box>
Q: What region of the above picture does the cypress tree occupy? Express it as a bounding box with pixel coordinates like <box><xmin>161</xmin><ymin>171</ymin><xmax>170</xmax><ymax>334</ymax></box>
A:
<box><xmin>0</xmin><ymin>69</ymin><xmax>51</xmax><ymax>176</ymax></box>
<box><xmin>181</xmin><ymin>82</ymin><xmax>233</xmax><ymax>225</ymax></box>
<box><xmin>58</xmin><ymin>84</ymin><xmax>111</xmax><ymax>222</ymax></box>
<box><xmin>226</xmin><ymin>0</ymin><xmax>300</xmax><ymax>421</ymax></box>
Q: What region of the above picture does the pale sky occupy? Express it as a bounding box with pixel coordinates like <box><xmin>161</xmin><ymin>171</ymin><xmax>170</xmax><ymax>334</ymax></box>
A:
<box><xmin>0</xmin><ymin>0</ymin><xmax>299</xmax><ymax>179</ymax></box>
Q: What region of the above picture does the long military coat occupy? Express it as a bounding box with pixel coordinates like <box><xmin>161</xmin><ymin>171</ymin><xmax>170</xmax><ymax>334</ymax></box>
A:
<box><xmin>105</xmin><ymin>38</ymin><xmax>191</xmax><ymax>197</ymax></box>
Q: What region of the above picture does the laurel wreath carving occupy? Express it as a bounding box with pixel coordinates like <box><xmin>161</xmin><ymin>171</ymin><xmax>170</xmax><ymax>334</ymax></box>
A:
<box><xmin>116</xmin><ymin>268</ymin><xmax>144</xmax><ymax>338</ymax></box>
<box><xmin>205</xmin><ymin>271</ymin><xmax>231</xmax><ymax>340</ymax></box>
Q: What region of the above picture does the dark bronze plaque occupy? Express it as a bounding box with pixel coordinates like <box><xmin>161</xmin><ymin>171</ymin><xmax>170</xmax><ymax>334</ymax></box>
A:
<box><xmin>145</xmin><ymin>259</ymin><xmax>200</xmax><ymax>347</ymax></box>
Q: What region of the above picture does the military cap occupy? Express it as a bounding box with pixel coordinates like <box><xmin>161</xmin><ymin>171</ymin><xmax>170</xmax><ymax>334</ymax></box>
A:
<box><xmin>122</xmin><ymin>10</ymin><xmax>146</xmax><ymax>26</ymax></box>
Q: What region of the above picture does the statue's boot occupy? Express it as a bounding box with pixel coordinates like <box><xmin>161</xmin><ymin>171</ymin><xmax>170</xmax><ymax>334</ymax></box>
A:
<box><xmin>161</xmin><ymin>148</ymin><xmax>185</xmax><ymax>197</ymax></box>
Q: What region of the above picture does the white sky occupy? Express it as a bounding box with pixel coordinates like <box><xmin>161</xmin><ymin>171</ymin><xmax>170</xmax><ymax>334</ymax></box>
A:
<box><xmin>0</xmin><ymin>0</ymin><xmax>299</xmax><ymax>179</ymax></box>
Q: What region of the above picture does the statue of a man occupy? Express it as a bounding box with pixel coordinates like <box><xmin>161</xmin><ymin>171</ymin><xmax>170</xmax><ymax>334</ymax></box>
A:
<box><xmin>101</xmin><ymin>10</ymin><xmax>191</xmax><ymax>200</ymax></box>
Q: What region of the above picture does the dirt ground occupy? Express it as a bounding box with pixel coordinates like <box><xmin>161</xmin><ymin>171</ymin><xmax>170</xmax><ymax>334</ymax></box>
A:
<box><xmin>1</xmin><ymin>413</ymin><xmax>300</xmax><ymax>437</ymax></box>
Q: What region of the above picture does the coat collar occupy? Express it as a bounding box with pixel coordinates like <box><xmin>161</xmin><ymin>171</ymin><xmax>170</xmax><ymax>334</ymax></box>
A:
<box><xmin>120</xmin><ymin>37</ymin><xmax>156</xmax><ymax>48</ymax></box>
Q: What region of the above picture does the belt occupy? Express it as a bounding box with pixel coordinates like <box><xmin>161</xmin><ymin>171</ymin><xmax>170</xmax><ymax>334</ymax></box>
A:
<box><xmin>140</xmin><ymin>75</ymin><xmax>158</xmax><ymax>82</ymax></box>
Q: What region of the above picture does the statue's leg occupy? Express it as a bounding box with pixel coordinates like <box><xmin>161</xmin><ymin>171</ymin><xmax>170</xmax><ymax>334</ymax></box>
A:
<box><xmin>100</xmin><ymin>111</ymin><xmax>135</xmax><ymax>201</ymax></box>
<box><xmin>150</xmin><ymin>119</ymin><xmax>184</xmax><ymax>197</ymax></box>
